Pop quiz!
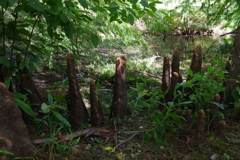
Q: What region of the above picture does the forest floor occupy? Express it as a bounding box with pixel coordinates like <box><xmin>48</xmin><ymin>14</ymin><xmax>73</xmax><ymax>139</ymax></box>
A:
<box><xmin>31</xmin><ymin>33</ymin><xmax>240</xmax><ymax>160</ymax></box>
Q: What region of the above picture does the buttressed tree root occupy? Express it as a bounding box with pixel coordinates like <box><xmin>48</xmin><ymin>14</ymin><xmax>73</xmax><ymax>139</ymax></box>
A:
<box><xmin>0</xmin><ymin>83</ymin><xmax>47</xmax><ymax>159</ymax></box>
<box><xmin>90</xmin><ymin>79</ymin><xmax>104</xmax><ymax>127</ymax></box>
<box><xmin>110</xmin><ymin>56</ymin><xmax>129</xmax><ymax>120</ymax></box>
<box><xmin>67</xmin><ymin>53</ymin><xmax>89</xmax><ymax>127</ymax></box>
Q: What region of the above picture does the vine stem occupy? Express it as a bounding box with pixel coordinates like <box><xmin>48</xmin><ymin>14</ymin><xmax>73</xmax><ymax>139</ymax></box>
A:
<box><xmin>1</xmin><ymin>7</ymin><xmax>6</xmax><ymax>56</ymax></box>
<box><xmin>24</xmin><ymin>15</ymin><xmax>39</xmax><ymax>61</ymax></box>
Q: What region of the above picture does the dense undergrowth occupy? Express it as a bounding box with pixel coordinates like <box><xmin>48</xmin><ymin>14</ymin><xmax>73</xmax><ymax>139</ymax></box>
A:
<box><xmin>1</xmin><ymin>1</ymin><xmax>240</xmax><ymax>159</ymax></box>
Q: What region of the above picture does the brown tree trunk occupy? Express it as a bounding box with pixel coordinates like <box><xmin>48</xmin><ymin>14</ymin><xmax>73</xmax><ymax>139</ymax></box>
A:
<box><xmin>0</xmin><ymin>82</ymin><xmax>47</xmax><ymax>159</ymax></box>
<box><xmin>223</xmin><ymin>25</ymin><xmax>240</xmax><ymax>109</ymax></box>
<box><xmin>67</xmin><ymin>53</ymin><xmax>89</xmax><ymax>127</ymax></box>
<box><xmin>110</xmin><ymin>56</ymin><xmax>129</xmax><ymax>120</ymax></box>
<box><xmin>90</xmin><ymin>79</ymin><xmax>104</xmax><ymax>127</ymax></box>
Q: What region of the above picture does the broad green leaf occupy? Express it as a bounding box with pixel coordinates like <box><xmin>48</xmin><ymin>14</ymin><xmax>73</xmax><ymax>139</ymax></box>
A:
<box><xmin>8</xmin><ymin>0</ymin><xmax>18</xmax><ymax>6</ymax></box>
<box><xmin>28</xmin><ymin>62</ymin><xmax>35</xmax><ymax>71</ymax></box>
<box><xmin>28</xmin><ymin>0</ymin><xmax>44</xmax><ymax>12</ymax></box>
<box><xmin>0</xmin><ymin>150</ymin><xmax>14</xmax><ymax>155</ymax></box>
<box><xmin>62</xmin><ymin>77</ymin><xmax>68</xmax><ymax>84</ymax></box>
<box><xmin>159</xmin><ymin>125</ymin><xmax>166</xmax><ymax>137</ymax></box>
<box><xmin>13</xmin><ymin>93</ymin><xmax>27</xmax><ymax>99</ymax></box>
<box><xmin>78</xmin><ymin>0</ymin><xmax>88</xmax><ymax>9</ymax></box>
<box><xmin>0</xmin><ymin>56</ymin><xmax>10</xmax><ymax>67</ymax></box>
<box><xmin>127</xmin><ymin>14</ymin><xmax>134</xmax><ymax>25</ymax></box>
<box><xmin>4</xmin><ymin>79</ymin><xmax>11</xmax><ymax>89</ymax></box>
<box><xmin>141</xmin><ymin>0</ymin><xmax>148</xmax><ymax>7</ymax></box>
<box><xmin>96</xmin><ymin>81</ymin><xmax>101</xmax><ymax>89</ymax></box>
<box><xmin>187</xmin><ymin>69</ymin><xmax>193</xmax><ymax>76</ymax></box>
<box><xmin>132</xmin><ymin>0</ymin><xmax>138</xmax><ymax>3</ymax></box>
<box><xmin>210</xmin><ymin>101</ymin><xmax>225</xmax><ymax>109</ymax></box>
<box><xmin>145</xmin><ymin>8</ymin><xmax>155</xmax><ymax>17</ymax></box>
<box><xmin>0</xmin><ymin>0</ymin><xmax>8</xmax><ymax>8</ymax></box>
<box><xmin>207</xmin><ymin>67</ymin><xmax>214</xmax><ymax>73</ymax></box>
<box><xmin>91</xmin><ymin>34</ymin><xmax>99</xmax><ymax>48</ymax></box>
<box><xmin>168</xmin><ymin>113</ymin><xmax>182</xmax><ymax>127</ymax></box>
<box><xmin>152</xmin><ymin>113</ymin><xmax>161</xmax><ymax>124</ymax></box>
<box><xmin>126</xmin><ymin>8</ymin><xmax>136</xmax><ymax>16</ymax></box>
<box><xmin>52</xmin><ymin>111</ymin><xmax>71</xmax><ymax>126</ymax></box>
<box><xmin>109</xmin><ymin>2</ymin><xmax>119</xmax><ymax>13</ymax></box>
<box><xmin>143</xmin><ymin>132</ymin><xmax>151</xmax><ymax>142</ymax></box>
<box><xmin>15</xmin><ymin>98</ymin><xmax>36</xmax><ymax>118</ymax></box>
<box><xmin>0</xmin><ymin>12</ymin><xmax>3</xmax><ymax>19</ymax></box>
<box><xmin>166</xmin><ymin>124</ymin><xmax>177</xmax><ymax>133</ymax></box>
<box><xmin>96</xmin><ymin>22</ymin><xmax>103</xmax><ymax>26</ymax></box>
<box><xmin>48</xmin><ymin>94</ymin><xmax>54</xmax><ymax>105</ymax></box>
<box><xmin>19</xmin><ymin>28</ymin><xmax>30</xmax><ymax>36</ymax></box>
<box><xmin>180</xmin><ymin>101</ymin><xmax>193</xmax><ymax>105</ymax></box>
<box><xmin>55</xmin><ymin>105</ymin><xmax>66</xmax><ymax>110</ymax></box>
<box><xmin>110</xmin><ymin>15</ymin><xmax>118</xmax><ymax>22</ymax></box>
<box><xmin>47</xmin><ymin>26</ymin><xmax>53</xmax><ymax>37</ymax></box>
<box><xmin>60</xmin><ymin>15</ymin><xmax>68</xmax><ymax>23</ymax></box>
<box><xmin>65</xmin><ymin>1</ymin><xmax>74</xmax><ymax>8</ymax></box>
<box><xmin>41</xmin><ymin>103</ymin><xmax>50</xmax><ymax>113</ymax></box>
<box><xmin>63</xmin><ymin>21</ymin><xmax>73</xmax><ymax>39</ymax></box>
<box><xmin>149</xmin><ymin>2</ymin><xmax>157</xmax><ymax>12</ymax></box>
<box><xmin>30</xmin><ymin>57</ymin><xmax>38</xmax><ymax>63</ymax></box>
<box><xmin>153</xmin><ymin>131</ymin><xmax>161</xmax><ymax>144</ymax></box>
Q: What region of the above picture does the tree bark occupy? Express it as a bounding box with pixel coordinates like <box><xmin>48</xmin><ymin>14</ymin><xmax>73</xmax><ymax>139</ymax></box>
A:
<box><xmin>189</xmin><ymin>109</ymin><xmax>205</xmax><ymax>147</ymax></box>
<box><xmin>110</xmin><ymin>56</ymin><xmax>129</xmax><ymax>120</ymax></box>
<box><xmin>209</xmin><ymin>94</ymin><xmax>221</xmax><ymax>129</ymax></box>
<box><xmin>90</xmin><ymin>79</ymin><xmax>104</xmax><ymax>127</ymax></box>
<box><xmin>67</xmin><ymin>53</ymin><xmax>89</xmax><ymax>127</ymax></box>
<box><xmin>189</xmin><ymin>45</ymin><xmax>202</xmax><ymax>78</ymax></box>
<box><xmin>223</xmin><ymin>25</ymin><xmax>240</xmax><ymax>109</ymax></box>
<box><xmin>0</xmin><ymin>82</ymin><xmax>46</xmax><ymax>159</ymax></box>
<box><xmin>168</xmin><ymin>72</ymin><xmax>179</xmax><ymax>102</ymax></box>
<box><xmin>159</xmin><ymin>55</ymin><xmax>170</xmax><ymax>111</ymax></box>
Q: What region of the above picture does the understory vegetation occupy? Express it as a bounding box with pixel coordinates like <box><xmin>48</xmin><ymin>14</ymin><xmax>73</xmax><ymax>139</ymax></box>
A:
<box><xmin>1</xmin><ymin>0</ymin><xmax>240</xmax><ymax>159</ymax></box>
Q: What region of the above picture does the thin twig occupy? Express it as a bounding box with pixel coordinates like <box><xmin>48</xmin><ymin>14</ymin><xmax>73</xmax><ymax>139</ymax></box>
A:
<box><xmin>129</xmin><ymin>69</ymin><xmax>162</xmax><ymax>79</ymax></box>
<box><xmin>108</xmin><ymin>132</ymin><xmax>138</xmax><ymax>156</ymax></box>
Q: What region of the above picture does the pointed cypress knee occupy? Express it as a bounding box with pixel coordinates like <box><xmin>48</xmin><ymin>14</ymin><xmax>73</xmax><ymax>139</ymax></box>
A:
<box><xmin>189</xmin><ymin>109</ymin><xmax>205</xmax><ymax>147</ymax></box>
<box><xmin>209</xmin><ymin>94</ymin><xmax>221</xmax><ymax>130</ymax></box>
<box><xmin>159</xmin><ymin>55</ymin><xmax>170</xmax><ymax>110</ymax></box>
<box><xmin>90</xmin><ymin>79</ymin><xmax>104</xmax><ymax>127</ymax></box>
<box><xmin>67</xmin><ymin>53</ymin><xmax>89</xmax><ymax>127</ymax></box>
<box><xmin>172</xmin><ymin>47</ymin><xmax>180</xmax><ymax>74</ymax></box>
<box><xmin>110</xmin><ymin>56</ymin><xmax>129</xmax><ymax>120</ymax></box>
<box><xmin>188</xmin><ymin>45</ymin><xmax>202</xmax><ymax>80</ymax></box>
<box><xmin>162</xmin><ymin>55</ymin><xmax>171</xmax><ymax>92</ymax></box>
<box><xmin>168</xmin><ymin>72</ymin><xmax>179</xmax><ymax>102</ymax></box>
<box><xmin>172</xmin><ymin>47</ymin><xmax>182</xmax><ymax>83</ymax></box>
